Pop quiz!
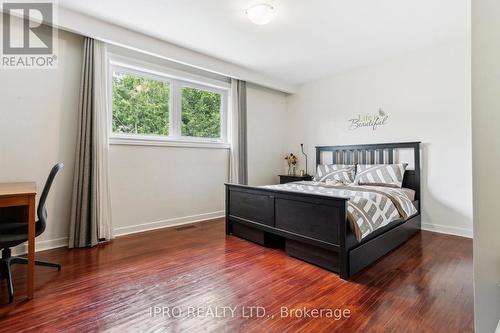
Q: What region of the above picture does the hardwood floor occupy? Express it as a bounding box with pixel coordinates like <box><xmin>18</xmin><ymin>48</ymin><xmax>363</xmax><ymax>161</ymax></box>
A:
<box><xmin>0</xmin><ymin>219</ymin><xmax>473</xmax><ymax>332</ymax></box>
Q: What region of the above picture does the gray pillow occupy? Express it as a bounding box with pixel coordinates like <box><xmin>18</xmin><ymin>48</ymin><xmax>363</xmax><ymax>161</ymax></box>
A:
<box><xmin>314</xmin><ymin>164</ymin><xmax>356</xmax><ymax>185</ymax></box>
<box><xmin>354</xmin><ymin>164</ymin><xmax>407</xmax><ymax>188</ymax></box>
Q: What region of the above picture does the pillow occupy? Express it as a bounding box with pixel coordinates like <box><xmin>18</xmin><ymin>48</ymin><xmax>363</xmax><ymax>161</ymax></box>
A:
<box><xmin>354</xmin><ymin>164</ymin><xmax>407</xmax><ymax>188</ymax></box>
<box><xmin>313</xmin><ymin>164</ymin><xmax>355</xmax><ymax>185</ymax></box>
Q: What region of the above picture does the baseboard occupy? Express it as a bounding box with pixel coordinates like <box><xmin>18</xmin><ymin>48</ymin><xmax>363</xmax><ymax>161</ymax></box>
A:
<box><xmin>12</xmin><ymin>237</ymin><xmax>69</xmax><ymax>256</ymax></box>
<box><xmin>10</xmin><ymin>211</ymin><xmax>225</xmax><ymax>255</ymax></box>
<box><xmin>113</xmin><ymin>211</ymin><xmax>225</xmax><ymax>237</ymax></box>
<box><xmin>421</xmin><ymin>222</ymin><xmax>473</xmax><ymax>238</ymax></box>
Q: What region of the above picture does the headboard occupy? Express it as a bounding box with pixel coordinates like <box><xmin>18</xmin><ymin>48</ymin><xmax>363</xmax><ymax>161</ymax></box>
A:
<box><xmin>315</xmin><ymin>142</ymin><xmax>421</xmax><ymax>203</ymax></box>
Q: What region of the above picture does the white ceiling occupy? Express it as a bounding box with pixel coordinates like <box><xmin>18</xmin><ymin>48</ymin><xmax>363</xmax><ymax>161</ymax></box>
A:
<box><xmin>58</xmin><ymin>0</ymin><xmax>467</xmax><ymax>85</ymax></box>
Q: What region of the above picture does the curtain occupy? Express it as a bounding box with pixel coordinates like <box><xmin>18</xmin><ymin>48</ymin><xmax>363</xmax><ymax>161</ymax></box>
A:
<box><xmin>229</xmin><ymin>79</ymin><xmax>248</xmax><ymax>185</ymax></box>
<box><xmin>68</xmin><ymin>37</ymin><xmax>113</xmax><ymax>248</ymax></box>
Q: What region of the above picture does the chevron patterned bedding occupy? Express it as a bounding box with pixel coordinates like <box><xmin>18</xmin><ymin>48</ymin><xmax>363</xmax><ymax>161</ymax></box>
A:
<box><xmin>262</xmin><ymin>181</ymin><xmax>417</xmax><ymax>241</ymax></box>
<box><xmin>354</xmin><ymin>164</ymin><xmax>407</xmax><ymax>188</ymax></box>
<box><xmin>313</xmin><ymin>164</ymin><xmax>356</xmax><ymax>184</ymax></box>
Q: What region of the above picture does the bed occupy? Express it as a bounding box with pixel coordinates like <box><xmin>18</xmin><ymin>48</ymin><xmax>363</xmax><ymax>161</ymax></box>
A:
<box><xmin>225</xmin><ymin>142</ymin><xmax>421</xmax><ymax>279</ymax></box>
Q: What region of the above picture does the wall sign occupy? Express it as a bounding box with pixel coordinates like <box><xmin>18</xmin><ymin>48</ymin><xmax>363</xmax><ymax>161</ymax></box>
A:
<box><xmin>348</xmin><ymin>108</ymin><xmax>389</xmax><ymax>131</ymax></box>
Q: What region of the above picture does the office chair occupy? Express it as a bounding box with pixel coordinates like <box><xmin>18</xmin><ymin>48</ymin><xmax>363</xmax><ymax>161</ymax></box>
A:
<box><xmin>0</xmin><ymin>163</ymin><xmax>63</xmax><ymax>303</ymax></box>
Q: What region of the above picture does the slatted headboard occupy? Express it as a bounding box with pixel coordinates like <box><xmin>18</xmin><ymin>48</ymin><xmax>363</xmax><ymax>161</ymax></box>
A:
<box><xmin>315</xmin><ymin>142</ymin><xmax>421</xmax><ymax>203</ymax></box>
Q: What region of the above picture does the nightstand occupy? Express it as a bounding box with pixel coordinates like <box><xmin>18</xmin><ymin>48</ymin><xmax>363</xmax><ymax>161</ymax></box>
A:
<box><xmin>279</xmin><ymin>174</ymin><xmax>313</xmax><ymax>184</ymax></box>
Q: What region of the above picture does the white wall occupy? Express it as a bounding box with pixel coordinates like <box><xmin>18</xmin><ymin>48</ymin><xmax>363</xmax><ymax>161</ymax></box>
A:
<box><xmin>472</xmin><ymin>0</ymin><xmax>500</xmax><ymax>330</ymax></box>
<box><xmin>247</xmin><ymin>84</ymin><xmax>287</xmax><ymax>185</ymax></box>
<box><xmin>285</xmin><ymin>41</ymin><xmax>473</xmax><ymax>237</ymax></box>
<box><xmin>109</xmin><ymin>145</ymin><xmax>229</xmax><ymax>235</ymax></box>
<box><xmin>0</xmin><ymin>29</ymin><xmax>83</xmax><ymax>249</ymax></box>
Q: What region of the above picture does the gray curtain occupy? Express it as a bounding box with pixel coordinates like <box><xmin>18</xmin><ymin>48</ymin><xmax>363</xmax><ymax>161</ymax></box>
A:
<box><xmin>68</xmin><ymin>38</ymin><xmax>99</xmax><ymax>248</ymax></box>
<box><xmin>237</xmin><ymin>80</ymin><xmax>248</xmax><ymax>185</ymax></box>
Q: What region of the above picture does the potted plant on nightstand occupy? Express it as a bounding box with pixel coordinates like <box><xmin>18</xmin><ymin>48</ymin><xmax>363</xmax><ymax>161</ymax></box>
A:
<box><xmin>284</xmin><ymin>153</ymin><xmax>298</xmax><ymax>175</ymax></box>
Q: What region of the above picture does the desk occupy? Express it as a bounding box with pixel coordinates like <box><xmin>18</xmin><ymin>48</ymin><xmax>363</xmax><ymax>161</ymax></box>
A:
<box><xmin>0</xmin><ymin>182</ymin><xmax>36</xmax><ymax>299</ymax></box>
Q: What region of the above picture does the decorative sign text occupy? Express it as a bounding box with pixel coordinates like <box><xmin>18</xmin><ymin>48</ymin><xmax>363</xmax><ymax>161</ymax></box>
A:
<box><xmin>348</xmin><ymin>108</ymin><xmax>389</xmax><ymax>131</ymax></box>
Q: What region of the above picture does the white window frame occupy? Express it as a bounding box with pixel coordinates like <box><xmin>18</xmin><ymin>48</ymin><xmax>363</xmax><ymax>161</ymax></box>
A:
<box><xmin>107</xmin><ymin>54</ymin><xmax>230</xmax><ymax>149</ymax></box>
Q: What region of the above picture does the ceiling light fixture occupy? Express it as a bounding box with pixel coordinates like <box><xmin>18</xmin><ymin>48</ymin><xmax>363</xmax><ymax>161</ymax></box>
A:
<box><xmin>245</xmin><ymin>3</ymin><xmax>276</xmax><ymax>25</ymax></box>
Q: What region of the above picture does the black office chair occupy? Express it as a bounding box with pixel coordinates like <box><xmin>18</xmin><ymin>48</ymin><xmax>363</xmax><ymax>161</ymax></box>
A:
<box><xmin>0</xmin><ymin>163</ymin><xmax>63</xmax><ymax>303</ymax></box>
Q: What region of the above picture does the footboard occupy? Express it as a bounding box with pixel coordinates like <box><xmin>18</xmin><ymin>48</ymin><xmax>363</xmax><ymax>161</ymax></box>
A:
<box><xmin>225</xmin><ymin>183</ymin><xmax>350</xmax><ymax>278</ymax></box>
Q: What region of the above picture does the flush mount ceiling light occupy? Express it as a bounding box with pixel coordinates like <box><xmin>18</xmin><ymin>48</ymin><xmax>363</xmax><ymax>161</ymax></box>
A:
<box><xmin>245</xmin><ymin>3</ymin><xmax>276</xmax><ymax>25</ymax></box>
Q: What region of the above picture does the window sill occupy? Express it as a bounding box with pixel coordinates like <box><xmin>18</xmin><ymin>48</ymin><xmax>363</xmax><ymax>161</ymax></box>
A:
<box><xmin>109</xmin><ymin>136</ymin><xmax>231</xmax><ymax>149</ymax></box>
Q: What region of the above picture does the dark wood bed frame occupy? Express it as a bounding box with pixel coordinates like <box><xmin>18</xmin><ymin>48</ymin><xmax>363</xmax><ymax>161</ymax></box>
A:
<box><xmin>225</xmin><ymin>142</ymin><xmax>421</xmax><ymax>279</ymax></box>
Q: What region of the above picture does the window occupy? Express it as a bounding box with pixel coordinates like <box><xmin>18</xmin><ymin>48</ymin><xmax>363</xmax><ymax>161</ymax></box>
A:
<box><xmin>112</xmin><ymin>72</ymin><xmax>170</xmax><ymax>136</ymax></box>
<box><xmin>109</xmin><ymin>58</ymin><xmax>228</xmax><ymax>147</ymax></box>
<box><xmin>181</xmin><ymin>86</ymin><xmax>221</xmax><ymax>138</ymax></box>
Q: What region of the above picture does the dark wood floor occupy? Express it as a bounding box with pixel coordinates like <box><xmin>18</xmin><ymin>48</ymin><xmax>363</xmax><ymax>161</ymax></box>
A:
<box><xmin>0</xmin><ymin>219</ymin><xmax>473</xmax><ymax>332</ymax></box>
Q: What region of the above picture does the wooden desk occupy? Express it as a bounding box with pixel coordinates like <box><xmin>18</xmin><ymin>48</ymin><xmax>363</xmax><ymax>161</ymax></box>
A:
<box><xmin>0</xmin><ymin>182</ymin><xmax>36</xmax><ymax>299</ymax></box>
